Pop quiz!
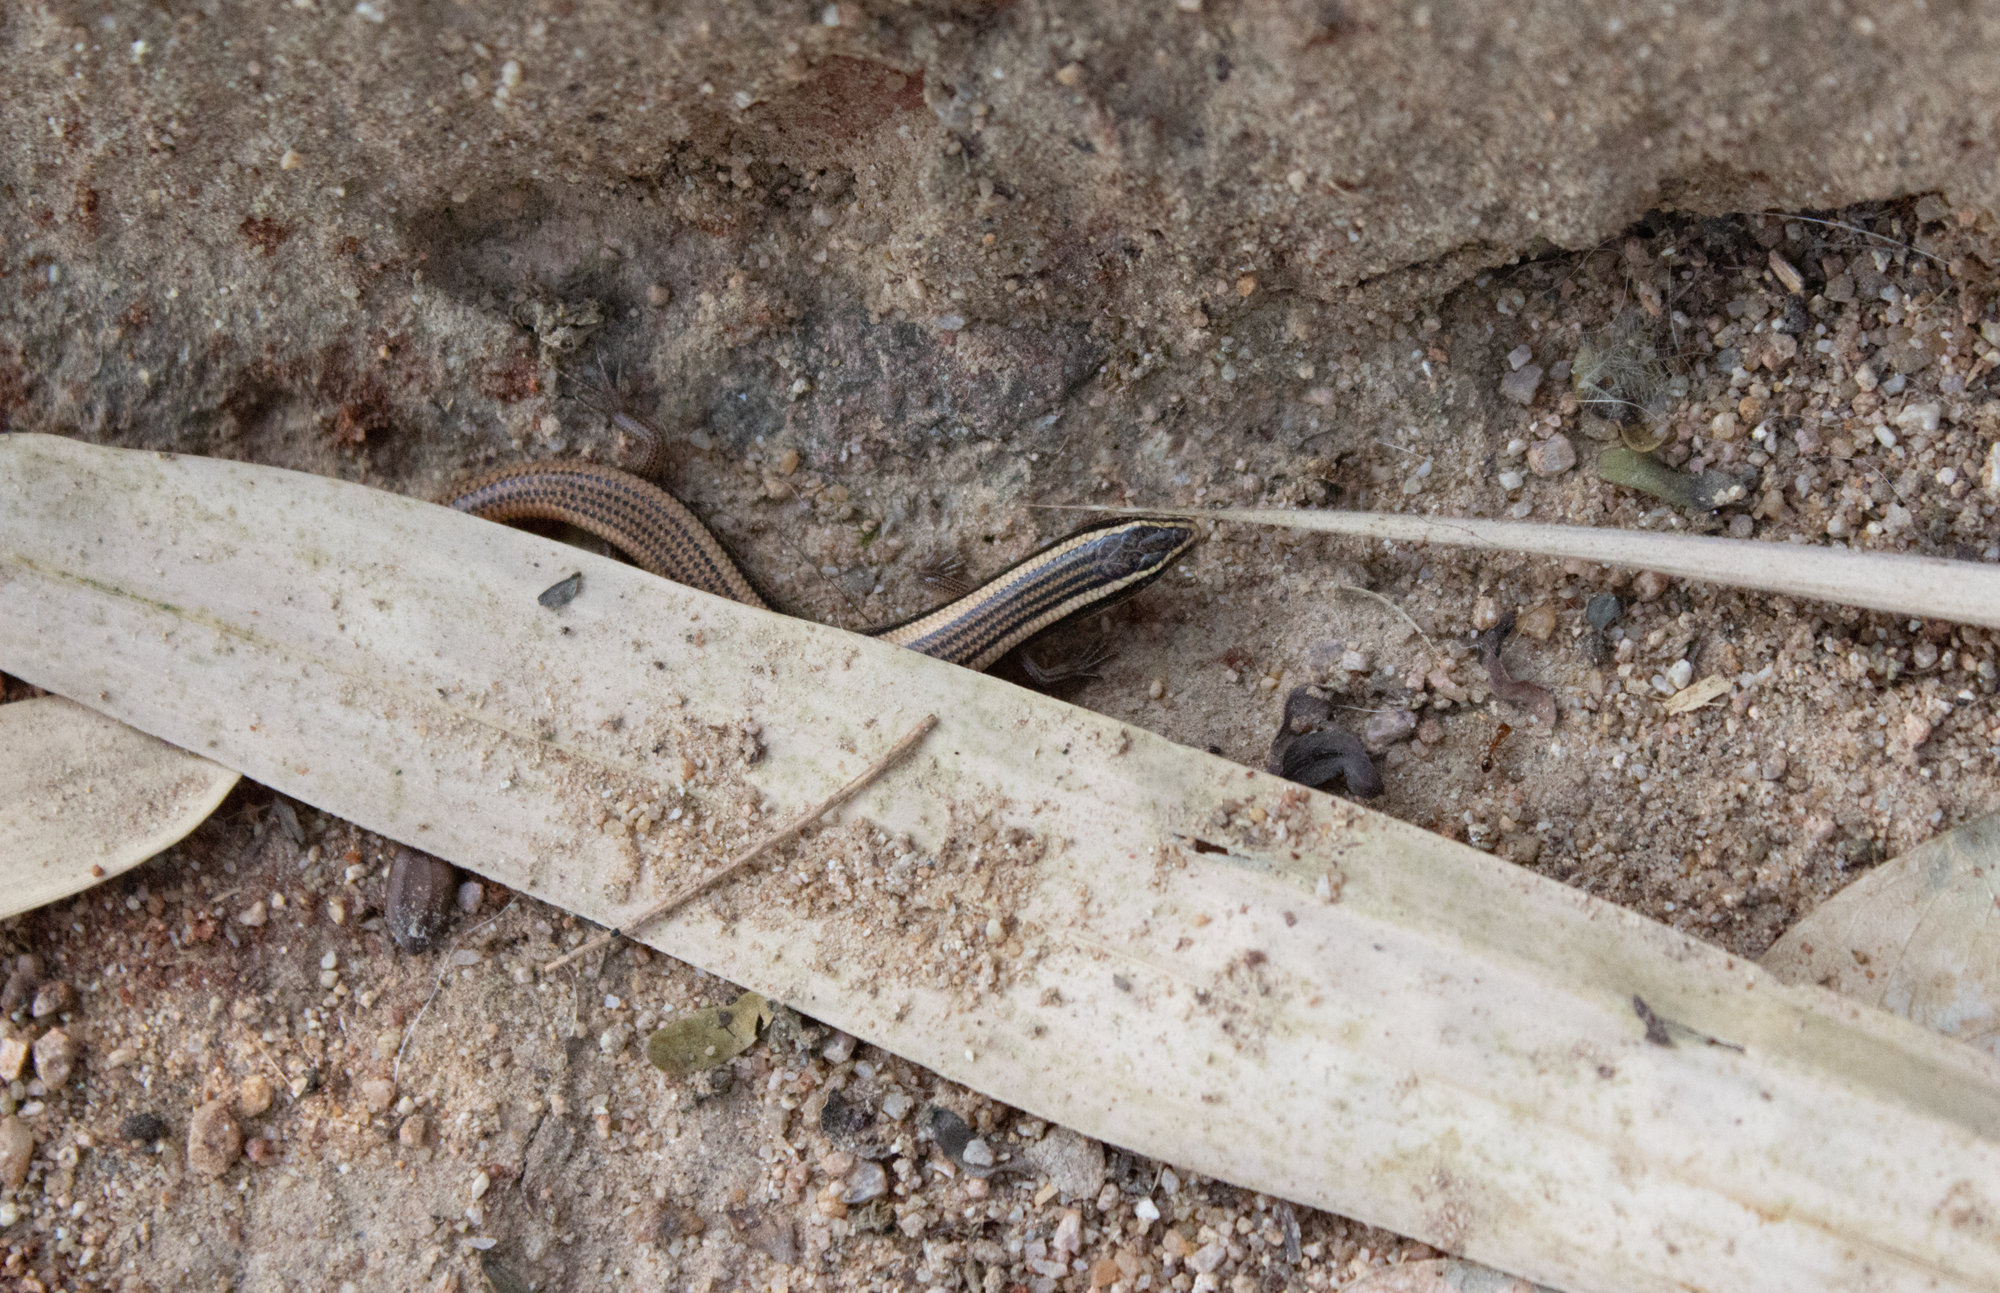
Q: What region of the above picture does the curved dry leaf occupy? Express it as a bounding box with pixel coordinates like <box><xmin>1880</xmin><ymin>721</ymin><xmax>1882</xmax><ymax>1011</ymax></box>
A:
<box><xmin>1763</xmin><ymin>814</ymin><xmax>2000</xmax><ymax>1057</ymax></box>
<box><xmin>0</xmin><ymin>696</ymin><xmax>239</xmax><ymax>918</ymax></box>
<box><xmin>645</xmin><ymin>990</ymin><xmax>772</xmax><ymax>1075</ymax></box>
<box><xmin>7</xmin><ymin>434</ymin><xmax>2000</xmax><ymax>1292</ymax></box>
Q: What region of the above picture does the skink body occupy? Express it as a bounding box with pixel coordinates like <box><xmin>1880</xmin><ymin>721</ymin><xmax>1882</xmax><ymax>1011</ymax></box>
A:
<box><xmin>444</xmin><ymin>458</ymin><xmax>1194</xmax><ymax>673</ymax></box>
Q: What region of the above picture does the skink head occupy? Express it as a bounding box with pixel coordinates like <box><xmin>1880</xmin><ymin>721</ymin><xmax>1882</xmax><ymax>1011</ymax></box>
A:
<box><xmin>1082</xmin><ymin>518</ymin><xmax>1198</xmax><ymax>585</ymax></box>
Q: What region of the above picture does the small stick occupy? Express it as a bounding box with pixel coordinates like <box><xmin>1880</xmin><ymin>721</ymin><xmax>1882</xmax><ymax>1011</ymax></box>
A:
<box><xmin>542</xmin><ymin>712</ymin><xmax>939</xmax><ymax>974</ymax></box>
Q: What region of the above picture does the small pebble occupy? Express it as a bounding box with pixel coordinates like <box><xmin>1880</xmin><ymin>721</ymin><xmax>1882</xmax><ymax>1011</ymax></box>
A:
<box><xmin>962</xmin><ymin>1137</ymin><xmax>995</xmax><ymax>1168</ymax></box>
<box><xmin>1148</xmin><ymin>677</ymin><xmax>1166</xmax><ymax>699</ymax></box>
<box><xmin>842</xmin><ymin>1160</ymin><xmax>888</xmax><ymax>1203</ymax></box>
<box><xmin>1506</xmin><ymin>344</ymin><xmax>1534</xmax><ymax>371</ymax></box>
<box><xmin>1517</xmin><ymin>604</ymin><xmax>1558</xmax><ymax>641</ymax></box>
<box><xmin>645</xmin><ymin>282</ymin><xmax>672</xmax><ymax>307</ymax></box>
<box><xmin>1052</xmin><ymin>1208</ymin><xmax>1084</xmax><ymax>1256</ymax></box>
<box><xmin>1630</xmin><ymin>571</ymin><xmax>1670</xmax><ymax>602</ymax></box>
<box><xmin>1023</xmin><ymin>1126</ymin><xmax>1107</xmax><ymax>1200</ymax></box>
<box><xmin>32</xmin><ymin>1028</ymin><xmax>76</xmax><ymax>1089</ymax></box>
<box><xmin>822</xmin><ymin>1031</ymin><xmax>857</xmax><ymax>1064</ymax></box>
<box><xmin>1498</xmin><ymin>469</ymin><xmax>1525</xmax><ymax>491</ymax></box>
<box><xmin>361</xmin><ymin>1078</ymin><xmax>397</xmax><ymax>1112</ymax></box>
<box><xmin>1339</xmin><ymin>649</ymin><xmax>1371</xmax><ymax>673</ymax></box>
<box><xmin>1904</xmin><ymin>714</ymin><xmax>1934</xmax><ymax>748</ymax></box>
<box><xmin>880</xmin><ymin>1091</ymin><xmax>913</xmax><ymax>1121</ymax></box>
<box><xmin>1499</xmin><ymin>364</ymin><xmax>1543</xmax><ymax>406</ymax></box>
<box><xmin>399</xmin><ymin>1113</ymin><xmax>429</xmax><ymax>1148</ymax></box>
<box><xmin>188</xmin><ymin>1100</ymin><xmax>242</xmax><ymax>1178</ymax></box>
<box><xmin>235</xmin><ymin>901</ymin><xmax>267</xmax><ymax>928</ymax></box>
<box><xmin>456</xmin><ymin>881</ymin><xmax>484</xmax><ymax>915</ymax></box>
<box><xmin>29</xmin><ymin>979</ymin><xmax>74</xmax><ymax>1020</ymax></box>
<box><xmin>1527</xmin><ymin>434</ymin><xmax>1576</xmax><ymax>476</ymax></box>
<box><xmin>1667</xmin><ymin>660</ymin><xmax>1694</xmax><ymax>691</ymax></box>
<box><xmin>1584</xmin><ymin>594</ymin><xmax>1622</xmax><ymax>630</ymax></box>
<box><xmin>0</xmin><ymin>957</ymin><xmax>42</xmax><ymax>1014</ymax></box>
<box><xmin>821</xmin><ymin>1150</ymin><xmax>856</xmax><ymax>1179</ymax></box>
<box><xmin>1363</xmin><ymin>709</ymin><xmax>1417</xmax><ymax>752</ymax></box>
<box><xmin>386</xmin><ymin>847</ymin><xmax>459</xmax><ymax>953</ymax></box>
<box><xmin>1135</xmin><ymin>1196</ymin><xmax>1162</xmax><ymax>1222</ymax></box>
<box><xmin>0</xmin><ymin>1116</ymin><xmax>32</xmax><ymax>1189</ymax></box>
<box><xmin>0</xmin><ymin>1038</ymin><xmax>27</xmax><ymax>1083</ymax></box>
<box><xmin>238</xmin><ymin>1074</ymin><xmax>275</xmax><ymax>1118</ymax></box>
<box><xmin>1894</xmin><ymin>402</ymin><xmax>1942</xmax><ymax>434</ymax></box>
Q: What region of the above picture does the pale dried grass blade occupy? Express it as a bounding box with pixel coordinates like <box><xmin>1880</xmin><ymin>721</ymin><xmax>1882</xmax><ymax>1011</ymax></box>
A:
<box><xmin>4</xmin><ymin>434</ymin><xmax>2000</xmax><ymax>1293</ymax></box>
<box><xmin>0</xmin><ymin>695</ymin><xmax>239</xmax><ymax>917</ymax></box>
<box><xmin>1099</xmin><ymin>505</ymin><xmax>2000</xmax><ymax>629</ymax></box>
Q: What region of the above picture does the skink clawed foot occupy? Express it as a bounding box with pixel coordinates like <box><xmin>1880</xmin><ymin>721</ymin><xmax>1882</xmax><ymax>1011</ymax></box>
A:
<box><xmin>1018</xmin><ymin>639</ymin><xmax>1116</xmax><ymax>687</ymax></box>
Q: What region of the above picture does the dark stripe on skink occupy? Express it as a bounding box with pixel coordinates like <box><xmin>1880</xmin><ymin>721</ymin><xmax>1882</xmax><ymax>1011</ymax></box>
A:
<box><xmin>444</xmin><ymin>463</ymin><xmax>1194</xmax><ymax>672</ymax></box>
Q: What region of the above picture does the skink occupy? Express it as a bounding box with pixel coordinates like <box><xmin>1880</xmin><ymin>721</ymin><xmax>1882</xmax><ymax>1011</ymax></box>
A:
<box><xmin>445</xmin><ymin>454</ymin><xmax>1195</xmax><ymax>673</ymax></box>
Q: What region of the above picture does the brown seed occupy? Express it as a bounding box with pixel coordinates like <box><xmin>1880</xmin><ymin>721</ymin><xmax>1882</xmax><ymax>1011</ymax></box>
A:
<box><xmin>188</xmin><ymin>1100</ymin><xmax>243</xmax><ymax>1178</ymax></box>
<box><xmin>385</xmin><ymin>847</ymin><xmax>459</xmax><ymax>954</ymax></box>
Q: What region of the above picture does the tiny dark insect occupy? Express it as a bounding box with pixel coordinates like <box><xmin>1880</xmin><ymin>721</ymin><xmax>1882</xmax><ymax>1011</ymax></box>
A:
<box><xmin>120</xmin><ymin>1112</ymin><xmax>168</xmax><ymax>1144</ymax></box>
<box><xmin>1482</xmin><ymin>722</ymin><xmax>1513</xmax><ymax>773</ymax></box>
<box><xmin>539</xmin><ymin>572</ymin><xmax>583</xmax><ymax>610</ymax></box>
<box><xmin>1632</xmin><ymin>995</ymin><xmax>1674</xmax><ymax>1047</ymax></box>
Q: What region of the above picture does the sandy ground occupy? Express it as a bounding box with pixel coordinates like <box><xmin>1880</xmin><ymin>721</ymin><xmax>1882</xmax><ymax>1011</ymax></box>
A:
<box><xmin>4</xmin><ymin>1</ymin><xmax>2000</xmax><ymax>1289</ymax></box>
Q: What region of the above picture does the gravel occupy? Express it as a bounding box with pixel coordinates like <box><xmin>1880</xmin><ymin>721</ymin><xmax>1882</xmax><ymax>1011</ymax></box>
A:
<box><xmin>187</xmin><ymin>1101</ymin><xmax>243</xmax><ymax>1179</ymax></box>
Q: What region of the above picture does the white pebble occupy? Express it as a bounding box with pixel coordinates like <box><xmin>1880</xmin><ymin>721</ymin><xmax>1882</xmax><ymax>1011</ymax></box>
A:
<box><xmin>1506</xmin><ymin>344</ymin><xmax>1534</xmax><ymax>371</ymax></box>
<box><xmin>1667</xmin><ymin>660</ymin><xmax>1694</xmax><ymax>691</ymax></box>
<box><xmin>456</xmin><ymin>881</ymin><xmax>484</xmax><ymax>914</ymax></box>
<box><xmin>321</xmin><ymin>951</ymin><xmax>339</xmax><ymax>971</ymax></box>
<box><xmin>1498</xmin><ymin>470</ymin><xmax>1525</xmax><ymax>491</ymax></box>
<box><xmin>1893</xmin><ymin>402</ymin><xmax>1942</xmax><ymax>434</ymax></box>
<box><xmin>1135</xmin><ymin>1196</ymin><xmax>1161</xmax><ymax>1222</ymax></box>
<box><xmin>1874</xmin><ymin>425</ymin><xmax>1898</xmax><ymax>449</ymax></box>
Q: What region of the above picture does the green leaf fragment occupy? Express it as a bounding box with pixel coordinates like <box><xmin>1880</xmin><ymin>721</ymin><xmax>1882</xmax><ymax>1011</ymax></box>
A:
<box><xmin>1596</xmin><ymin>447</ymin><xmax>1753</xmax><ymax>514</ymax></box>
<box><xmin>644</xmin><ymin>990</ymin><xmax>774</xmax><ymax>1075</ymax></box>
